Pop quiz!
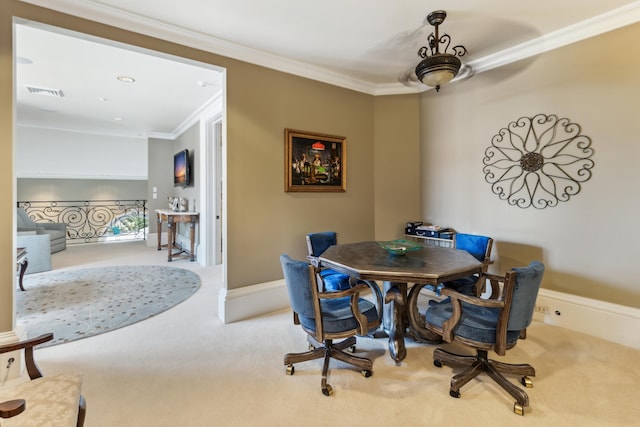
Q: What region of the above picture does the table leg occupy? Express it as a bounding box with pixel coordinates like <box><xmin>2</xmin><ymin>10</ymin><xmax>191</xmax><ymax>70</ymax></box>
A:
<box><xmin>157</xmin><ymin>213</ymin><xmax>163</xmax><ymax>251</ymax></box>
<box><xmin>383</xmin><ymin>281</ymin><xmax>408</xmax><ymax>363</ymax></box>
<box><xmin>167</xmin><ymin>218</ymin><xmax>174</xmax><ymax>262</ymax></box>
<box><xmin>189</xmin><ymin>218</ymin><xmax>196</xmax><ymax>261</ymax></box>
<box><xmin>18</xmin><ymin>259</ymin><xmax>28</xmax><ymax>292</ymax></box>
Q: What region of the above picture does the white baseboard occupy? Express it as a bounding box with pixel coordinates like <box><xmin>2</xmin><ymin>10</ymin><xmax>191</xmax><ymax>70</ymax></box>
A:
<box><xmin>217</xmin><ymin>280</ymin><xmax>640</xmax><ymax>349</ymax></box>
<box><xmin>534</xmin><ymin>288</ymin><xmax>640</xmax><ymax>349</ymax></box>
<box><xmin>146</xmin><ymin>232</ymin><xmax>170</xmax><ymax>247</ymax></box>
<box><xmin>146</xmin><ymin>232</ymin><xmax>161</xmax><ymax>247</ymax></box>
<box><xmin>218</xmin><ymin>279</ymin><xmax>289</xmax><ymax>324</ymax></box>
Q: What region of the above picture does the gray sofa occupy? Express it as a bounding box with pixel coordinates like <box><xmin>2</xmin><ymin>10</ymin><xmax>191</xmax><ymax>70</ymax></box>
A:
<box><xmin>16</xmin><ymin>231</ymin><xmax>52</xmax><ymax>274</ymax></box>
<box><xmin>17</xmin><ymin>207</ymin><xmax>67</xmax><ymax>253</ymax></box>
<box><xmin>16</xmin><ymin>207</ymin><xmax>67</xmax><ymax>274</ymax></box>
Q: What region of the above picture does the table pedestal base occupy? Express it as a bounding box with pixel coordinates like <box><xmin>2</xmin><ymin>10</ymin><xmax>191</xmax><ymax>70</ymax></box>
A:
<box><xmin>383</xmin><ymin>282</ymin><xmax>408</xmax><ymax>364</ymax></box>
<box><xmin>382</xmin><ymin>281</ymin><xmax>443</xmax><ymax>363</ymax></box>
<box><xmin>407</xmin><ymin>283</ymin><xmax>445</xmax><ymax>344</ymax></box>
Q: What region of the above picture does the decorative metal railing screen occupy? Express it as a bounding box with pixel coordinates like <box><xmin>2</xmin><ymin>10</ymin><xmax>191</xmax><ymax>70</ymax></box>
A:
<box><xmin>18</xmin><ymin>200</ymin><xmax>148</xmax><ymax>244</ymax></box>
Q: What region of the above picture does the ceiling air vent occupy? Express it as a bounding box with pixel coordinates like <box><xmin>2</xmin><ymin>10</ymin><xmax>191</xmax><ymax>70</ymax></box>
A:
<box><xmin>25</xmin><ymin>85</ymin><xmax>64</xmax><ymax>97</ymax></box>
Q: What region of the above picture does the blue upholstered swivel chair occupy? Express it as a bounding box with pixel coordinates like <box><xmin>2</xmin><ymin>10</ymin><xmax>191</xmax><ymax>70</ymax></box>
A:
<box><xmin>445</xmin><ymin>233</ymin><xmax>494</xmax><ymax>296</ymax></box>
<box><xmin>425</xmin><ymin>261</ymin><xmax>544</xmax><ymax>415</ymax></box>
<box><xmin>280</xmin><ymin>254</ymin><xmax>382</xmax><ymax>396</ymax></box>
<box><xmin>306</xmin><ymin>232</ymin><xmax>352</xmax><ymax>291</ymax></box>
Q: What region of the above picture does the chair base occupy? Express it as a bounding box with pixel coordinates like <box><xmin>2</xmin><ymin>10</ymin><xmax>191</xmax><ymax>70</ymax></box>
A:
<box><xmin>433</xmin><ymin>347</ymin><xmax>535</xmax><ymax>415</ymax></box>
<box><xmin>284</xmin><ymin>336</ymin><xmax>373</xmax><ymax>396</ymax></box>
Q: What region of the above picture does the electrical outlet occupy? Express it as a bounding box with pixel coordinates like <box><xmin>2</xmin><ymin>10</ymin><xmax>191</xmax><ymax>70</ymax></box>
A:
<box><xmin>534</xmin><ymin>304</ymin><xmax>549</xmax><ymax>314</ymax></box>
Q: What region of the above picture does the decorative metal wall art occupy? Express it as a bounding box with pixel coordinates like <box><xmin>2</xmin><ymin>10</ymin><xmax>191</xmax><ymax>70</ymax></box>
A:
<box><xmin>482</xmin><ymin>114</ymin><xmax>594</xmax><ymax>209</ymax></box>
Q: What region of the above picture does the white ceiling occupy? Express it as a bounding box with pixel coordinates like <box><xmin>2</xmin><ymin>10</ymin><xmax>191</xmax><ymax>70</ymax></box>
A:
<box><xmin>16</xmin><ymin>0</ymin><xmax>640</xmax><ymax>138</ymax></box>
<box><xmin>16</xmin><ymin>23</ymin><xmax>224</xmax><ymax>139</ymax></box>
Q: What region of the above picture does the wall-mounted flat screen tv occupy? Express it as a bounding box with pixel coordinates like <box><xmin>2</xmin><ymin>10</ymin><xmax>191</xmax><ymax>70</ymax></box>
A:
<box><xmin>174</xmin><ymin>149</ymin><xmax>191</xmax><ymax>187</ymax></box>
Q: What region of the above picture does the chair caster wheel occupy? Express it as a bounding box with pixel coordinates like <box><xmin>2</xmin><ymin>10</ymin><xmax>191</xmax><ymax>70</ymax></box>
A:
<box><xmin>449</xmin><ymin>389</ymin><xmax>461</xmax><ymax>398</ymax></box>
<box><xmin>514</xmin><ymin>402</ymin><xmax>525</xmax><ymax>416</ymax></box>
<box><xmin>521</xmin><ymin>376</ymin><xmax>533</xmax><ymax>388</ymax></box>
<box><xmin>434</xmin><ymin>359</ymin><xmax>443</xmax><ymax>368</ymax></box>
<box><xmin>286</xmin><ymin>364</ymin><xmax>294</xmax><ymax>375</ymax></box>
<box><xmin>362</xmin><ymin>370</ymin><xmax>372</xmax><ymax>378</ymax></box>
<box><xmin>322</xmin><ymin>384</ymin><xmax>333</xmax><ymax>396</ymax></box>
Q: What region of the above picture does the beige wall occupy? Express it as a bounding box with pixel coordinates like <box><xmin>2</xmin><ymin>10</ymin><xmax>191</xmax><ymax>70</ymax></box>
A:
<box><xmin>147</xmin><ymin>139</ymin><xmax>174</xmax><ymax>234</ymax></box>
<box><xmin>419</xmin><ymin>23</ymin><xmax>640</xmax><ymax>307</ymax></box>
<box><xmin>226</xmin><ymin>63</ymin><xmax>376</xmax><ymax>287</ymax></box>
<box><xmin>374</xmin><ymin>95</ymin><xmax>422</xmax><ymax>239</ymax></box>
<box><xmin>1</xmin><ymin>1</ymin><xmax>420</xmax><ymax>331</ymax></box>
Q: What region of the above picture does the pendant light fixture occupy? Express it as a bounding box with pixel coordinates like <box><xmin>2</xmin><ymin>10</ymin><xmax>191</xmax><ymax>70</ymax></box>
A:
<box><xmin>415</xmin><ymin>10</ymin><xmax>467</xmax><ymax>92</ymax></box>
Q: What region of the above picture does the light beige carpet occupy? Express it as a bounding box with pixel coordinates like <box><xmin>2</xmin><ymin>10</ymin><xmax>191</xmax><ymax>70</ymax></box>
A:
<box><xmin>31</xmin><ymin>242</ymin><xmax>640</xmax><ymax>426</ymax></box>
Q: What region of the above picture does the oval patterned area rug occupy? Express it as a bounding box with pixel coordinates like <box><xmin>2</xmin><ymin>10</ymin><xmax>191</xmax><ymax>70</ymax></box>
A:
<box><xmin>16</xmin><ymin>265</ymin><xmax>201</xmax><ymax>347</ymax></box>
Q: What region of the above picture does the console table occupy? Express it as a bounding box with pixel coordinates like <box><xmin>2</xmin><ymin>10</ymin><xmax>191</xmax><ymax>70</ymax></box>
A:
<box><xmin>155</xmin><ymin>210</ymin><xmax>199</xmax><ymax>262</ymax></box>
<box><xmin>16</xmin><ymin>247</ymin><xmax>28</xmax><ymax>291</ymax></box>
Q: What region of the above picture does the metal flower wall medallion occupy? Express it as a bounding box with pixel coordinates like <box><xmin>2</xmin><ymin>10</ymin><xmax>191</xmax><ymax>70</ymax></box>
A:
<box><xmin>482</xmin><ymin>114</ymin><xmax>595</xmax><ymax>209</ymax></box>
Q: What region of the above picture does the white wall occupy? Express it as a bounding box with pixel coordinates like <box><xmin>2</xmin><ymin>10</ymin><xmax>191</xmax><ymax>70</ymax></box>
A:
<box><xmin>16</xmin><ymin>126</ymin><xmax>148</xmax><ymax>179</ymax></box>
<box><xmin>419</xmin><ymin>23</ymin><xmax>640</xmax><ymax>308</ymax></box>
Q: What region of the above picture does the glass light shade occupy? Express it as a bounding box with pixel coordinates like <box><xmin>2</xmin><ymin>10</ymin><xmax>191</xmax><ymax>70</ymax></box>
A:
<box><xmin>415</xmin><ymin>54</ymin><xmax>462</xmax><ymax>90</ymax></box>
<box><xmin>419</xmin><ymin>70</ymin><xmax>455</xmax><ymax>87</ymax></box>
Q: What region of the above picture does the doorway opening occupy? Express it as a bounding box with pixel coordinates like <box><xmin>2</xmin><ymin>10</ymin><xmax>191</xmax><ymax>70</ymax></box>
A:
<box><xmin>14</xmin><ymin>19</ymin><xmax>226</xmax><ymax>269</ymax></box>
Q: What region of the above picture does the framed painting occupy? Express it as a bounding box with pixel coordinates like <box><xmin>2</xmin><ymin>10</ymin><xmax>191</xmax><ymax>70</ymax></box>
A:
<box><xmin>285</xmin><ymin>129</ymin><xmax>346</xmax><ymax>192</ymax></box>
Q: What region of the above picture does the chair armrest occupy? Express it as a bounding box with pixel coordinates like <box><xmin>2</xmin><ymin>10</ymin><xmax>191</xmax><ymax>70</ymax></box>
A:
<box><xmin>439</xmin><ymin>288</ymin><xmax>506</xmax><ymax>343</ymax></box>
<box><xmin>0</xmin><ymin>333</ymin><xmax>53</xmax><ymax>380</ymax></box>
<box><xmin>317</xmin><ymin>283</ymin><xmax>369</xmax><ymax>300</ymax></box>
<box><xmin>351</xmin><ymin>278</ymin><xmax>383</xmax><ymax>322</ymax></box>
<box><xmin>483</xmin><ymin>272</ymin><xmax>505</xmax><ymax>281</ymax></box>
<box><xmin>440</xmin><ymin>288</ymin><xmax>505</xmax><ymax>308</ymax></box>
<box><xmin>475</xmin><ymin>271</ymin><xmax>505</xmax><ymax>299</ymax></box>
<box><xmin>318</xmin><ymin>284</ymin><xmax>372</xmax><ymax>335</ymax></box>
<box><xmin>42</xmin><ymin>222</ymin><xmax>66</xmax><ymax>233</ymax></box>
<box><xmin>17</xmin><ymin>227</ymin><xmax>42</xmax><ymax>233</ymax></box>
<box><xmin>306</xmin><ymin>255</ymin><xmax>322</xmax><ymax>268</ymax></box>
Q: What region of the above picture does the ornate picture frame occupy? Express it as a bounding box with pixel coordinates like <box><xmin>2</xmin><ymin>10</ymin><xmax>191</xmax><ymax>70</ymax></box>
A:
<box><xmin>285</xmin><ymin>129</ymin><xmax>346</xmax><ymax>192</ymax></box>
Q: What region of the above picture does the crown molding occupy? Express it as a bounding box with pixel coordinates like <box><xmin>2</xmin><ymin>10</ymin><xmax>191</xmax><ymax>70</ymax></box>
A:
<box><xmin>466</xmin><ymin>1</ymin><xmax>640</xmax><ymax>76</ymax></box>
<box><xmin>18</xmin><ymin>0</ymin><xmax>379</xmax><ymax>94</ymax></box>
<box><xmin>166</xmin><ymin>90</ymin><xmax>224</xmax><ymax>140</ymax></box>
<box><xmin>16</xmin><ymin>123</ymin><xmax>153</xmax><ymax>140</ymax></box>
<box><xmin>18</xmin><ymin>0</ymin><xmax>640</xmax><ymax>96</ymax></box>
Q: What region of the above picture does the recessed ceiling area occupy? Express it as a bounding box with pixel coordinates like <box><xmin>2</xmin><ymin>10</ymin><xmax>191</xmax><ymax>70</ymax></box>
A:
<box><xmin>15</xmin><ymin>21</ymin><xmax>224</xmax><ymax>139</ymax></box>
